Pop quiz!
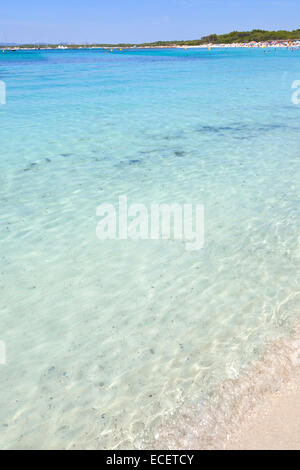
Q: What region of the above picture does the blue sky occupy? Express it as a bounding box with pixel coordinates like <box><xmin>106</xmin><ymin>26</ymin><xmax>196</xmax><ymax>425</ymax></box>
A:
<box><xmin>1</xmin><ymin>0</ymin><xmax>300</xmax><ymax>44</ymax></box>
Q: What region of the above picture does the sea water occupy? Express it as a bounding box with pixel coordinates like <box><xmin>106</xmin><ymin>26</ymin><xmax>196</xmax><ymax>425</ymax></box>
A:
<box><xmin>0</xmin><ymin>48</ymin><xmax>300</xmax><ymax>449</ymax></box>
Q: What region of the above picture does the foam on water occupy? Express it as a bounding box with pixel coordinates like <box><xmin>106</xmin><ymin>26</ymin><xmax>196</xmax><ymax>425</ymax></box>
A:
<box><xmin>0</xmin><ymin>48</ymin><xmax>300</xmax><ymax>449</ymax></box>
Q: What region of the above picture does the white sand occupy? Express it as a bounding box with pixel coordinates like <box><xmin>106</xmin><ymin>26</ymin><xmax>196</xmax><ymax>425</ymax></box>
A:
<box><xmin>225</xmin><ymin>375</ymin><xmax>300</xmax><ymax>450</ymax></box>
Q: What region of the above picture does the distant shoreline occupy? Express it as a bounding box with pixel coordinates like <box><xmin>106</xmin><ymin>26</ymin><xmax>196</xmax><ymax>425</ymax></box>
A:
<box><xmin>2</xmin><ymin>40</ymin><xmax>300</xmax><ymax>51</ymax></box>
<box><xmin>4</xmin><ymin>28</ymin><xmax>300</xmax><ymax>51</ymax></box>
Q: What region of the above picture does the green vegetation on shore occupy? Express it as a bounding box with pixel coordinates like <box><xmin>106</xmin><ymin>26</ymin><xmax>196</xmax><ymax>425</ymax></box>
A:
<box><xmin>139</xmin><ymin>29</ymin><xmax>300</xmax><ymax>46</ymax></box>
<box><xmin>2</xmin><ymin>29</ymin><xmax>300</xmax><ymax>49</ymax></box>
<box><xmin>201</xmin><ymin>29</ymin><xmax>300</xmax><ymax>44</ymax></box>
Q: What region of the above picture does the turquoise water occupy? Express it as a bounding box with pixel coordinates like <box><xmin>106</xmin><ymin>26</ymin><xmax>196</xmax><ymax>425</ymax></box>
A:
<box><xmin>0</xmin><ymin>48</ymin><xmax>300</xmax><ymax>449</ymax></box>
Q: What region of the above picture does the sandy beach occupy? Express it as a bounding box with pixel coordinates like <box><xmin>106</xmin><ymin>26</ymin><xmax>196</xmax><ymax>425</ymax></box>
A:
<box><xmin>221</xmin><ymin>324</ymin><xmax>300</xmax><ymax>450</ymax></box>
<box><xmin>225</xmin><ymin>375</ymin><xmax>300</xmax><ymax>450</ymax></box>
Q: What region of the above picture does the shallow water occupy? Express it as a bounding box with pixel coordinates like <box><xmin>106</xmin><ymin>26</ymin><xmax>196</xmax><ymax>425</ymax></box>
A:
<box><xmin>0</xmin><ymin>48</ymin><xmax>300</xmax><ymax>449</ymax></box>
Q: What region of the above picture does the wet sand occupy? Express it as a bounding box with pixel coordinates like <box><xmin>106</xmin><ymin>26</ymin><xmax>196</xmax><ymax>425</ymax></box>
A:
<box><xmin>225</xmin><ymin>375</ymin><xmax>300</xmax><ymax>450</ymax></box>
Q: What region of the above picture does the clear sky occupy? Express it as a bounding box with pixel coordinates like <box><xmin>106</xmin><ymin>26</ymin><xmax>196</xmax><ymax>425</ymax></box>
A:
<box><xmin>1</xmin><ymin>0</ymin><xmax>300</xmax><ymax>44</ymax></box>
